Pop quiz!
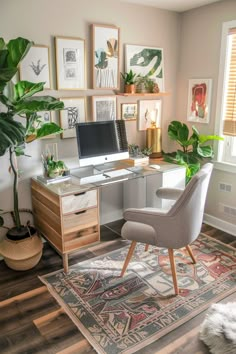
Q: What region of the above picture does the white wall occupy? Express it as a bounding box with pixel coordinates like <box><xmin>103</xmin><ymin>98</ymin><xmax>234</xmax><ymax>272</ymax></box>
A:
<box><xmin>0</xmin><ymin>0</ymin><xmax>180</xmax><ymax>234</ymax></box>
<box><xmin>176</xmin><ymin>0</ymin><xmax>236</xmax><ymax>234</ymax></box>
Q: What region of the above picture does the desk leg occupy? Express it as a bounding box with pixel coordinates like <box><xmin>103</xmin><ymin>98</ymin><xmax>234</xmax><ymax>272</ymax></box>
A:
<box><xmin>63</xmin><ymin>253</ymin><xmax>69</xmax><ymax>273</ymax></box>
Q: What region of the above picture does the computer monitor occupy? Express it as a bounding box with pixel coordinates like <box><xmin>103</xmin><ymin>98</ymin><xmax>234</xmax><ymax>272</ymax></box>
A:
<box><xmin>75</xmin><ymin>120</ymin><xmax>129</xmax><ymax>167</ymax></box>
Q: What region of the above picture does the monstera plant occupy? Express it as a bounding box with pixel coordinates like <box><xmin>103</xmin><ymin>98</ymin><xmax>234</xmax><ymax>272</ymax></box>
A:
<box><xmin>0</xmin><ymin>37</ymin><xmax>64</xmax><ymax>269</ymax></box>
<box><xmin>162</xmin><ymin>121</ymin><xmax>223</xmax><ymax>183</ymax></box>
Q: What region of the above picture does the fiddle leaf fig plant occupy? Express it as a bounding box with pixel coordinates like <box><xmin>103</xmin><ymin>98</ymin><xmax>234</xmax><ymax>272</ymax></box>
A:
<box><xmin>162</xmin><ymin>121</ymin><xmax>223</xmax><ymax>183</ymax></box>
<box><xmin>0</xmin><ymin>37</ymin><xmax>64</xmax><ymax>234</ymax></box>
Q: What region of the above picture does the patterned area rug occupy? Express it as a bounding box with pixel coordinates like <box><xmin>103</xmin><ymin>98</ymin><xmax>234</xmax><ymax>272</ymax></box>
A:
<box><xmin>40</xmin><ymin>234</ymin><xmax>236</xmax><ymax>354</ymax></box>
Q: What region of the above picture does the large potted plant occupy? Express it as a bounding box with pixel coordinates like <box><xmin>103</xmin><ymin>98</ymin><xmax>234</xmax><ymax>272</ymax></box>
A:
<box><xmin>0</xmin><ymin>37</ymin><xmax>64</xmax><ymax>270</ymax></box>
<box><xmin>162</xmin><ymin>121</ymin><xmax>223</xmax><ymax>183</ymax></box>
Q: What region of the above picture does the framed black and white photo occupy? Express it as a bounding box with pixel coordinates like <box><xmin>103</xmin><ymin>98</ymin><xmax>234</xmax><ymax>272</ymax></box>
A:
<box><xmin>125</xmin><ymin>44</ymin><xmax>164</xmax><ymax>92</ymax></box>
<box><xmin>55</xmin><ymin>37</ymin><xmax>86</xmax><ymax>90</ymax></box>
<box><xmin>59</xmin><ymin>97</ymin><xmax>86</xmax><ymax>138</ymax></box>
<box><xmin>92</xmin><ymin>24</ymin><xmax>120</xmax><ymax>90</ymax></box>
<box><xmin>121</xmin><ymin>103</ymin><xmax>137</xmax><ymax>121</ymax></box>
<box><xmin>19</xmin><ymin>45</ymin><xmax>51</xmax><ymax>89</ymax></box>
<box><xmin>92</xmin><ymin>96</ymin><xmax>117</xmax><ymax>121</ymax></box>
<box><xmin>138</xmin><ymin>100</ymin><xmax>162</xmax><ymax>131</ymax></box>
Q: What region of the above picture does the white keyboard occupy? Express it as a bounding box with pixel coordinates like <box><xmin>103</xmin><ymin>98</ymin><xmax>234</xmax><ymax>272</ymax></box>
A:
<box><xmin>104</xmin><ymin>169</ymin><xmax>133</xmax><ymax>178</ymax></box>
<box><xmin>80</xmin><ymin>174</ymin><xmax>109</xmax><ymax>185</ymax></box>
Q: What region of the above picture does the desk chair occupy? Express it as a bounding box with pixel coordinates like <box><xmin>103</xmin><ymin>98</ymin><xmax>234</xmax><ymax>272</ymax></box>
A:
<box><xmin>120</xmin><ymin>163</ymin><xmax>213</xmax><ymax>295</ymax></box>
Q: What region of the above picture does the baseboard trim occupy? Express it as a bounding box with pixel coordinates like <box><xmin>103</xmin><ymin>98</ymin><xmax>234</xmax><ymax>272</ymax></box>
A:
<box><xmin>204</xmin><ymin>213</ymin><xmax>236</xmax><ymax>237</ymax></box>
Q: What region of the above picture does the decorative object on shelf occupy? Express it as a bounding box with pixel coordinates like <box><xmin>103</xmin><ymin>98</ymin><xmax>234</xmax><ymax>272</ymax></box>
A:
<box><xmin>128</xmin><ymin>144</ymin><xmax>152</xmax><ymax>160</ymax></box>
<box><xmin>125</xmin><ymin>44</ymin><xmax>164</xmax><ymax>91</ymax></box>
<box><xmin>138</xmin><ymin>99</ymin><xmax>162</xmax><ymax>131</ymax></box>
<box><xmin>121</xmin><ymin>103</ymin><xmax>137</xmax><ymax>120</ymax></box>
<box><xmin>136</xmin><ymin>75</ymin><xmax>159</xmax><ymax>94</ymax></box>
<box><xmin>162</xmin><ymin>121</ymin><xmax>223</xmax><ymax>182</ymax></box>
<box><xmin>59</xmin><ymin>97</ymin><xmax>86</xmax><ymax>138</ymax></box>
<box><xmin>92</xmin><ymin>24</ymin><xmax>120</xmax><ymax>90</ymax></box>
<box><xmin>121</xmin><ymin>69</ymin><xmax>138</xmax><ymax>94</ymax></box>
<box><xmin>55</xmin><ymin>36</ymin><xmax>86</xmax><ymax>90</ymax></box>
<box><xmin>19</xmin><ymin>44</ymin><xmax>51</xmax><ymax>89</ymax></box>
<box><xmin>187</xmin><ymin>78</ymin><xmax>212</xmax><ymax>124</ymax></box>
<box><xmin>92</xmin><ymin>95</ymin><xmax>117</xmax><ymax>121</ymax></box>
<box><xmin>0</xmin><ymin>36</ymin><xmax>64</xmax><ymax>270</ymax></box>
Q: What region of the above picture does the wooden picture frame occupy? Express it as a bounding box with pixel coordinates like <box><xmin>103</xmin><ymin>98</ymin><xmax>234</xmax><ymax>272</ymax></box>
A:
<box><xmin>138</xmin><ymin>100</ymin><xmax>162</xmax><ymax>131</ymax></box>
<box><xmin>19</xmin><ymin>45</ymin><xmax>51</xmax><ymax>89</ymax></box>
<box><xmin>55</xmin><ymin>36</ymin><xmax>86</xmax><ymax>90</ymax></box>
<box><xmin>92</xmin><ymin>24</ymin><xmax>120</xmax><ymax>90</ymax></box>
<box><xmin>125</xmin><ymin>44</ymin><xmax>164</xmax><ymax>92</ymax></box>
<box><xmin>59</xmin><ymin>97</ymin><xmax>86</xmax><ymax>138</ymax></box>
<box><xmin>92</xmin><ymin>95</ymin><xmax>117</xmax><ymax>121</ymax></box>
<box><xmin>187</xmin><ymin>79</ymin><xmax>212</xmax><ymax>124</ymax></box>
<box><xmin>121</xmin><ymin>103</ymin><xmax>138</xmax><ymax>121</ymax></box>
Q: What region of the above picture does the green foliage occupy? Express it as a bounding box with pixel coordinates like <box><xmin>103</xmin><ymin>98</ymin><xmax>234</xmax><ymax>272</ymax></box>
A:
<box><xmin>121</xmin><ymin>70</ymin><xmax>138</xmax><ymax>85</ymax></box>
<box><xmin>162</xmin><ymin>121</ymin><xmax>223</xmax><ymax>183</ymax></box>
<box><xmin>0</xmin><ymin>37</ymin><xmax>64</xmax><ymax>230</ymax></box>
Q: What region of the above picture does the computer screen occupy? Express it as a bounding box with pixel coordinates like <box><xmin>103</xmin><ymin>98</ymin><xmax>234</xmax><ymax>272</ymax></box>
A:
<box><xmin>75</xmin><ymin>120</ymin><xmax>129</xmax><ymax>167</ymax></box>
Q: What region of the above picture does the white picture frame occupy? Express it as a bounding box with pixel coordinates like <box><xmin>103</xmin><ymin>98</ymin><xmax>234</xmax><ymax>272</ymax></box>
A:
<box><xmin>92</xmin><ymin>24</ymin><xmax>120</xmax><ymax>90</ymax></box>
<box><xmin>59</xmin><ymin>97</ymin><xmax>86</xmax><ymax>139</ymax></box>
<box><xmin>55</xmin><ymin>36</ymin><xmax>86</xmax><ymax>90</ymax></box>
<box><xmin>187</xmin><ymin>79</ymin><xmax>212</xmax><ymax>124</ymax></box>
<box><xmin>92</xmin><ymin>96</ymin><xmax>117</xmax><ymax>121</ymax></box>
<box><xmin>125</xmin><ymin>44</ymin><xmax>164</xmax><ymax>92</ymax></box>
<box><xmin>19</xmin><ymin>45</ymin><xmax>51</xmax><ymax>89</ymax></box>
<box><xmin>138</xmin><ymin>100</ymin><xmax>162</xmax><ymax>131</ymax></box>
<box><xmin>121</xmin><ymin>103</ymin><xmax>138</xmax><ymax>121</ymax></box>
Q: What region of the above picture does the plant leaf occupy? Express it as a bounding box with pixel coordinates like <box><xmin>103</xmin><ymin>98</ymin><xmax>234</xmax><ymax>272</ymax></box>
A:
<box><xmin>0</xmin><ymin>113</ymin><xmax>25</xmax><ymax>156</ymax></box>
<box><xmin>197</xmin><ymin>144</ymin><xmax>213</xmax><ymax>157</ymax></box>
<box><xmin>13</xmin><ymin>81</ymin><xmax>45</xmax><ymax>101</ymax></box>
<box><xmin>7</xmin><ymin>37</ymin><xmax>33</xmax><ymax>67</ymax></box>
<box><xmin>36</xmin><ymin>122</ymin><xmax>63</xmax><ymax>139</ymax></box>
<box><xmin>14</xmin><ymin>96</ymin><xmax>64</xmax><ymax>114</ymax></box>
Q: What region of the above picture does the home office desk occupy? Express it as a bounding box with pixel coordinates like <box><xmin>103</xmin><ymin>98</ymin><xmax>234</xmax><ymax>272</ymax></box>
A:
<box><xmin>31</xmin><ymin>161</ymin><xmax>185</xmax><ymax>272</ymax></box>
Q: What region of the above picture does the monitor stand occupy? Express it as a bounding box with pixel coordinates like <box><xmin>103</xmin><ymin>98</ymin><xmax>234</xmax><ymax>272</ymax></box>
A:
<box><xmin>94</xmin><ymin>161</ymin><xmax>117</xmax><ymax>173</ymax></box>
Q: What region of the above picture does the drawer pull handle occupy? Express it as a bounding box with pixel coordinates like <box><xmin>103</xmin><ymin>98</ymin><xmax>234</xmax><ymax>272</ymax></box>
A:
<box><xmin>75</xmin><ymin>210</ymin><xmax>86</xmax><ymax>215</ymax></box>
<box><xmin>74</xmin><ymin>192</ymin><xmax>86</xmax><ymax>196</ymax></box>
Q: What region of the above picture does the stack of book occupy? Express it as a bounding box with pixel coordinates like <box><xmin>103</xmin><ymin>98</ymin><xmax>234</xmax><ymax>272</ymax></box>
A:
<box><xmin>124</xmin><ymin>156</ymin><xmax>149</xmax><ymax>166</ymax></box>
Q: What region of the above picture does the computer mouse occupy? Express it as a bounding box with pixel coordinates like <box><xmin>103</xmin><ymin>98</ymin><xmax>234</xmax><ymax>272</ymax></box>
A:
<box><xmin>149</xmin><ymin>164</ymin><xmax>161</xmax><ymax>170</ymax></box>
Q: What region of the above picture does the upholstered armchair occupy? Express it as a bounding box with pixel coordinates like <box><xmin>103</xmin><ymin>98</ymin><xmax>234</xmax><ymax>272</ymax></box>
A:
<box><xmin>120</xmin><ymin>163</ymin><xmax>213</xmax><ymax>295</ymax></box>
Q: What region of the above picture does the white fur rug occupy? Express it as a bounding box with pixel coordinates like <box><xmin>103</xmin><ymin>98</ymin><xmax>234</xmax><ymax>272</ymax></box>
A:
<box><xmin>199</xmin><ymin>302</ymin><xmax>236</xmax><ymax>354</ymax></box>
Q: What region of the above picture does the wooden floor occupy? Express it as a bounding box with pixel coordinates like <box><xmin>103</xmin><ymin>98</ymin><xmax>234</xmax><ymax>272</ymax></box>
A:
<box><xmin>0</xmin><ymin>221</ymin><xmax>235</xmax><ymax>354</ymax></box>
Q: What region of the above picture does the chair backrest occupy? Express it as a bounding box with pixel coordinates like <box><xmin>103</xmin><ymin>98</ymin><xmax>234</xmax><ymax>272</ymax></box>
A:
<box><xmin>159</xmin><ymin>163</ymin><xmax>213</xmax><ymax>248</ymax></box>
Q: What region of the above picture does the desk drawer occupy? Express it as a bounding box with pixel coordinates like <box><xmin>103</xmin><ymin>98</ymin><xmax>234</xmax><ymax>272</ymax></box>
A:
<box><xmin>61</xmin><ymin>189</ymin><xmax>97</xmax><ymax>214</ymax></box>
<box><xmin>64</xmin><ymin>225</ymin><xmax>99</xmax><ymax>252</ymax></box>
<box><xmin>63</xmin><ymin>208</ymin><xmax>98</xmax><ymax>234</ymax></box>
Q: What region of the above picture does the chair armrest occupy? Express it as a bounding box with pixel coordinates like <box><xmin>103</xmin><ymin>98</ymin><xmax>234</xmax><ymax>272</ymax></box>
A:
<box><xmin>156</xmin><ymin>187</ymin><xmax>184</xmax><ymax>200</ymax></box>
<box><xmin>123</xmin><ymin>207</ymin><xmax>167</xmax><ymax>226</ymax></box>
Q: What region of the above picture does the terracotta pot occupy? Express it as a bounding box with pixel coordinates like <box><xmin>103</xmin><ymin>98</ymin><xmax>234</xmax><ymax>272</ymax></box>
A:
<box><xmin>0</xmin><ymin>227</ymin><xmax>43</xmax><ymax>271</ymax></box>
<box><xmin>124</xmin><ymin>84</ymin><xmax>136</xmax><ymax>94</ymax></box>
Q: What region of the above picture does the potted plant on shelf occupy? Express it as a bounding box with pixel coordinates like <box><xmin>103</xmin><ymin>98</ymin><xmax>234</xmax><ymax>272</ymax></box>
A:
<box><xmin>162</xmin><ymin>121</ymin><xmax>223</xmax><ymax>183</ymax></box>
<box><xmin>0</xmin><ymin>37</ymin><xmax>64</xmax><ymax>270</ymax></box>
<box><xmin>121</xmin><ymin>69</ymin><xmax>138</xmax><ymax>94</ymax></box>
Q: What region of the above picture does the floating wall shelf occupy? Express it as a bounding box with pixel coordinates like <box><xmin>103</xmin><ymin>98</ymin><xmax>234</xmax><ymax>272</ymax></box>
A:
<box><xmin>116</xmin><ymin>92</ymin><xmax>170</xmax><ymax>97</ymax></box>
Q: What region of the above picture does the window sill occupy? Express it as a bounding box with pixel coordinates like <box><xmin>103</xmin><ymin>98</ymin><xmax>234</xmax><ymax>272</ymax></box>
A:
<box><xmin>213</xmin><ymin>160</ymin><xmax>236</xmax><ymax>174</ymax></box>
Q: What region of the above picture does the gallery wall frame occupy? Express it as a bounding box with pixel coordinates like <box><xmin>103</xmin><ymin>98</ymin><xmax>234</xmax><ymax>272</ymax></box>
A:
<box><xmin>92</xmin><ymin>95</ymin><xmax>117</xmax><ymax>121</ymax></box>
<box><xmin>187</xmin><ymin>78</ymin><xmax>212</xmax><ymax>124</ymax></box>
<box><xmin>138</xmin><ymin>99</ymin><xmax>162</xmax><ymax>131</ymax></box>
<box><xmin>125</xmin><ymin>44</ymin><xmax>164</xmax><ymax>92</ymax></box>
<box><xmin>121</xmin><ymin>103</ymin><xmax>138</xmax><ymax>121</ymax></box>
<box><xmin>92</xmin><ymin>24</ymin><xmax>120</xmax><ymax>90</ymax></box>
<box><xmin>55</xmin><ymin>36</ymin><xmax>86</xmax><ymax>90</ymax></box>
<box><xmin>19</xmin><ymin>45</ymin><xmax>51</xmax><ymax>89</ymax></box>
<box><xmin>59</xmin><ymin>97</ymin><xmax>86</xmax><ymax>139</ymax></box>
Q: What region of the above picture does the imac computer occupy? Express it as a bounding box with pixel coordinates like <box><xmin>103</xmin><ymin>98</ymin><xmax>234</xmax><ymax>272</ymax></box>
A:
<box><xmin>75</xmin><ymin>120</ymin><xmax>129</xmax><ymax>169</ymax></box>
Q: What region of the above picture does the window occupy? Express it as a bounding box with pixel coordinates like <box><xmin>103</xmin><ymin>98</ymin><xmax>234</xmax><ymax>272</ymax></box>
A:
<box><xmin>216</xmin><ymin>20</ymin><xmax>236</xmax><ymax>166</ymax></box>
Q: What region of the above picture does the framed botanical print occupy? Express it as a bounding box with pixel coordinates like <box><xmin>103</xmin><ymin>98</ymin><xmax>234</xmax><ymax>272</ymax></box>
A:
<box><xmin>59</xmin><ymin>97</ymin><xmax>86</xmax><ymax>138</ymax></box>
<box><xmin>187</xmin><ymin>79</ymin><xmax>212</xmax><ymax>124</ymax></box>
<box><xmin>121</xmin><ymin>103</ymin><xmax>138</xmax><ymax>120</ymax></box>
<box><xmin>19</xmin><ymin>45</ymin><xmax>51</xmax><ymax>89</ymax></box>
<box><xmin>92</xmin><ymin>95</ymin><xmax>117</xmax><ymax>121</ymax></box>
<box><xmin>138</xmin><ymin>100</ymin><xmax>162</xmax><ymax>131</ymax></box>
<box><xmin>92</xmin><ymin>24</ymin><xmax>120</xmax><ymax>90</ymax></box>
<box><xmin>125</xmin><ymin>44</ymin><xmax>164</xmax><ymax>92</ymax></box>
<box><xmin>55</xmin><ymin>36</ymin><xmax>86</xmax><ymax>90</ymax></box>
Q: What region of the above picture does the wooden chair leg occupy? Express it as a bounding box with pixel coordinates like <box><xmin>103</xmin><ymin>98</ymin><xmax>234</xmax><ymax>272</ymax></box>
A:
<box><xmin>145</xmin><ymin>244</ymin><xmax>149</xmax><ymax>252</ymax></box>
<box><xmin>168</xmin><ymin>248</ymin><xmax>179</xmax><ymax>295</ymax></box>
<box><xmin>186</xmin><ymin>245</ymin><xmax>196</xmax><ymax>264</ymax></box>
<box><xmin>120</xmin><ymin>241</ymin><xmax>137</xmax><ymax>277</ymax></box>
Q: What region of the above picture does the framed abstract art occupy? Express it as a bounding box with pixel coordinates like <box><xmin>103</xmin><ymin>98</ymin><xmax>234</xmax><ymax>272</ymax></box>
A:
<box><xmin>59</xmin><ymin>97</ymin><xmax>86</xmax><ymax>138</ymax></box>
<box><xmin>138</xmin><ymin>100</ymin><xmax>162</xmax><ymax>131</ymax></box>
<box><xmin>92</xmin><ymin>96</ymin><xmax>117</xmax><ymax>121</ymax></box>
<box><xmin>187</xmin><ymin>79</ymin><xmax>212</xmax><ymax>124</ymax></box>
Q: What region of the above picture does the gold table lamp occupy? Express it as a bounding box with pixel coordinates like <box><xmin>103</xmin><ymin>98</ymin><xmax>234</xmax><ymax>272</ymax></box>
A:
<box><xmin>146</xmin><ymin>122</ymin><xmax>162</xmax><ymax>158</ymax></box>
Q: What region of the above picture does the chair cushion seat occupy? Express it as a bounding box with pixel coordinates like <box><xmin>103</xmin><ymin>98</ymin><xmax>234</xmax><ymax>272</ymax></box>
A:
<box><xmin>121</xmin><ymin>221</ymin><xmax>157</xmax><ymax>245</ymax></box>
